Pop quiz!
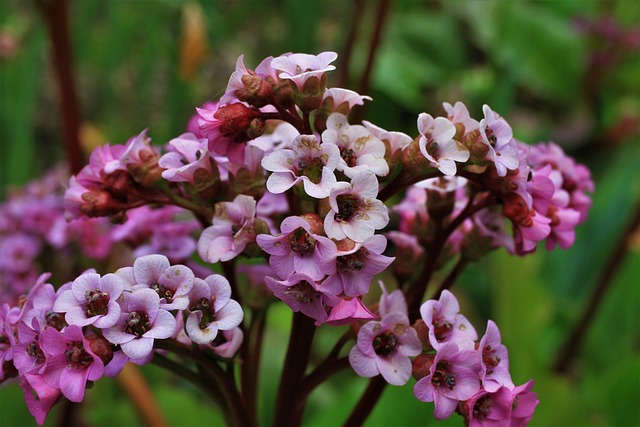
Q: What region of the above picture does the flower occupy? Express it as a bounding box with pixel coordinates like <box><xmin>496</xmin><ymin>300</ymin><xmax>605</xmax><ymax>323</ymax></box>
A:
<box><xmin>463</xmin><ymin>386</ymin><xmax>514</xmax><ymax>427</ymax></box>
<box><xmin>256</xmin><ymin>215</ymin><xmax>337</xmax><ymax>280</ymax></box>
<box><xmin>479</xmin><ymin>105</ymin><xmax>518</xmax><ymax>177</ymax></box>
<box><xmin>324</xmin><ymin>171</ymin><xmax>389</xmax><ymax>242</ymax></box>
<box><xmin>419</xmin><ymin>290</ymin><xmax>477</xmax><ymax>351</ymax></box>
<box><xmin>418</xmin><ymin>113</ymin><xmax>469</xmax><ymax>176</ymax></box>
<box><xmin>478</xmin><ymin>320</ymin><xmax>514</xmax><ymax>392</ymax></box>
<box><xmin>53</xmin><ymin>272</ymin><xmax>125</xmax><ymax>329</ymax></box>
<box><xmin>262</xmin><ymin>134</ymin><xmax>341</xmax><ymax>198</ymax></box>
<box><xmin>413</xmin><ymin>342</ymin><xmax>482</xmax><ymax>419</ymax></box>
<box><xmin>271</xmin><ymin>51</ymin><xmax>338</xmax><ymax>91</ymax></box>
<box><xmin>197</xmin><ymin>195</ymin><xmax>267</xmax><ymax>263</ymax></box>
<box><xmin>185</xmin><ymin>275</ymin><xmax>244</xmax><ymax>344</ymax></box>
<box><xmin>510</xmin><ymin>380</ymin><xmax>539</xmax><ymax>426</ymax></box>
<box><xmin>159</xmin><ymin>132</ymin><xmax>216</xmax><ymax>184</ymax></box>
<box><xmin>102</xmin><ymin>288</ymin><xmax>177</xmax><ymax>360</ymax></box>
<box><xmin>321</xmin><ymin>113</ymin><xmax>389</xmax><ymax>178</ymax></box>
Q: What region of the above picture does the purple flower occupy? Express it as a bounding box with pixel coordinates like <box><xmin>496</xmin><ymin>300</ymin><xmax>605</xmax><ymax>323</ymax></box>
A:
<box><xmin>265</xmin><ymin>273</ymin><xmax>339</xmax><ymax>325</ymax></box>
<box><xmin>185</xmin><ymin>275</ymin><xmax>244</xmax><ymax>344</ymax></box>
<box><xmin>20</xmin><ymin>373</ymin><xmax>61</xmax><ymax>425</ymax></box>
<box><xmin>324</xmin><ymin>171</ymin><xmax>389</xmax><ymax>242</ymax></box>
<box><xmin>349</xmin><ymin>310</ymin><xmax>421</xmax><ymax>385</ymax></box>
<box><xmin>102</xmin><ymin>288</ymin><xmax>177</xmax><ymax>360</ymax></box>
<box><xmin>326</xmin><ymin>296</ymin><xmax>375</xmax><ymax>326</ymax></box>
<box><xmin>510</xmin><ymin>380</ymin><xmax>539</xmax><ymax>426</ymax></box>
<box><xmin>362</xmin><ymin>120</ymin><xmax>412</xmax><ymax>156</ymax></box>
<box><xmin>256</xmin><ymin>215</ymin><xmax>337</xmax><ymax>281</ymax></box>
<box><xmin>463</xmin><ymin>386</ymin><xmax>514</xmax><ymax>427</ymax></box>
<box><xmin>197</xmin><ymin>195</ymin><xmax>265</xmax><ymax>263</ymax></box>
<box><xmin>479</xmin><ymin>105</ymin><xmax>518</xmax><ymax>177</ymax></box>
<box><xmin>419</xmin><ymin>290</ymin><xmax>477</xmax><ymax>351</ymax></box>
<box><xmin>413</xmin><ymin>342</ymin><xmax>482</xmax><ymax>419</ymax></box>
<box><xmin>322</xmin><ymin>235</ymin><xmax>394</xmax><ymax>298</ymax></box>
<box><xmin>126</xmin><ymin>254</ymin><xmax>195</xmax><ymax>311</ymax></box>
<box><xmin>53</xmin><ymin>272</ymin><xmax>125</xmax><ymax>329</ymax></box>
<box><xmin>0</xmin><ymin>234</ymin><xmax>41</xmax><ymax>273</ymax></box>
<box><xmin>40</xmin><ymin>325</ymin><xmax>104</xmax><ymax>402</ymax></box>
<box><xmin>13</xmin><ymin>320</ymin><xmax>48</xmax><ymax>376</ymax></box>
<box><xmin>478</xmin><ymin>320</ymin><xmax>514</xmax><ymax>392</ymax></box>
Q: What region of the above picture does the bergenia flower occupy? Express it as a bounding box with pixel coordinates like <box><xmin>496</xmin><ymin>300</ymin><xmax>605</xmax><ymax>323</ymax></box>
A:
<box><xmin>209</xmin><ymin>327</ymin><xmax>244</xmax><ymax>358</ymax></box>
<box><xmin>418</xmin><ymin>113</ymin><xmax>469</xmax><ymax>176</ymax></box>
<box><xmin>198</xmin><ymin>195</ymin><xmax>266</xmax><ymax>263</ymax></box>
<box><xmin>20</xmin><ymin>373</ymin><xmax>61</xmax><ymax>425</ymax></box>
<box><xmin>159</xmin><ymin>133</ymin><xmax>216</xmax><ymax>184</ymax></box>
<box><xmin>53</xmin><ymin>272</ymin><xmax>125</xmax><ymax>329</ymax></box>
<box><xmin>478</xmin><ymin>320</ymin><xmax>514</xmax><ymax>392</ymax></box>
<box><xmin>262</xmin><ymin>134</ymin><xmax>341</xmax><ymax>199</ymax></box>
<box><xmin>121</xmin><ymin>254</ymin><xmax>194</xmax><ymax>311</ymax></box>
<box><xmin>102</xmin><ymin>288</ymin><xmax>177</xmax><ymax>360</ymax></box>
<box><xmin>324</xmin><ymin>171</ymin><xmax>389</xmax><ymax>242</ymax></box>
<box><xmin>362</xmin><ymin>120</ymin><xmax>413</xmax><ymax>156</ymax></box>
<box><xmin>349</xmin><ymin>286</ymin><xmax>421</xmax><ymax>385</ymax></box>
<box><xmin>265</xmin><ymin>273</ymin><xmax>339</xmax><ymax>325</ymax></box>
<box><xmin>322</xmin><ymin>88</ymin><xmax>371</xmax><ymax>112</ymax></box>
<box><xmin>413</xmin><ymin>342</ymin><xmax>482</xmax><ymax>419</ymax></box>
<box><xmin>271</xmin><ymin>51</ymin><xmax>338</xmax><ymax>90</ymax></box>
<box><xmin>185</xmin><ymin>275</ymin><xmax>244</xmax><ymax>344</ymax></box>
<box><xmin>322</xmin><ymin>235</ymin><xmax>394</xmax><ymax>298</ymax></box>
<box><xmin>463</xmin><ymin>386</ymin><xmax>514</xmax><ymax>427</ymax></box>
<box><xmin>256</xmin><ymin>215</ymin><xmax>337</xmax><ymax>281</ymax></box>
<box><xmin>479</xmin><ymin>105</ymin><xmax>518</xmax><ymax>177</ymax></box>
<box><xmin>510</xmin><ymin>380</ymin><xmax>539</xmax><ymax>427</ymax></box>
<box><xmin>326</xmin><ymin>296</ymin><xmax>375</xmax><ymax>326</ymax></box>
<box><xmin>419</xmin><ymin>290</ymin><xmax>477</xmax><ymax>351</ymax></box>
<box><xmin>442</xmin><ymin>101</ymin><xmax>479</xmax><ymax>135</ymax></box>
<box><xmin>322</xmin><ymin>113</ymin><xmax>389</xmax><ymax>178</ymax></box>
<box><xmin>40</xmin><ymin>325</ymin><xmax>105</xmax><ymax>402</ymax></box>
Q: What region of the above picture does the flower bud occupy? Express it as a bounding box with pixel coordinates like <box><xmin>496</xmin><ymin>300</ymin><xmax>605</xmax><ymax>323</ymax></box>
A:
<box><xmin>402</xmin><ymin>138</ymin><xmax>433</xmax><ymax>174</ymax></box>
<box><xmin>215</xmin><ymin>103</ymin><xmax>262</xmax><ymax>136</ymax></box>
<box><xmin>87</xmin><ymin>336</ymin><xmax>114</xmax><ymax>365</ymax></box>
<box><xmin>301</xmin><ymin>213</ymin><xmax>325</xmax><ymax>235</ymax></box>
<box><xmin>412</xmin><ymin>353</ymin><xmax>434</xmax><ymax>381</ymax></box>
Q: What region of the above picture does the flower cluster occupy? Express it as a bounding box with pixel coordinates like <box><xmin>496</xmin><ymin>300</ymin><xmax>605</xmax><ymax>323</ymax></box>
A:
<box><xmin>350</xmin><ymin>286</ymin><xmax>539</xmax><ymax>426</ymax></box>
<box><xmin>3</xmin><ymin>50</ymin><xmax>594</xmax><ymax>426</ymax></box>
<box><xmin>0</xmin><ymin>255</ymin><xmax>243</xmax><ymax>424</ymax></box>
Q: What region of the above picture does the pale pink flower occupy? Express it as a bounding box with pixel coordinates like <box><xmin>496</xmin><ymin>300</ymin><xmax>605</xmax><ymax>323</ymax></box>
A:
<box><xmin>324</xmin><ymin>171</ymin><xmax>389</xmax><ymax>242</ymax></box>
<box><xmin>159</xmin><ymin>133</ymin><xmax>215</xmax><ymax>184</ymax></box>
<box><xmin>197</xmin><ymin>195</ymin><xmax>263</xmax><ymax>263</ymax></box>
<box><xmin>478</xmin><ymin>320</ymin><xmax>514</xmax><ymax>392</ymax></box>
<box><xmin>262</xmin><ymin>134</ymin><xmax>341</xmax><ymax>198</ymax></box>
<box><xmin>413</xmin><ymin>342</ymin><xmax>482</xmax><ymax>419</ymax></box>
<box><xmin>418</xmin><ymin>113</ymin><xmax>469</xmax><ymax>176</ymax></box>
<box><xmin>271</xmin><ymin>51</ymin><xmax>338</xmax><ymax>90</ymax></box>
<box><xmin>322</xmin><ymin>88</ymin><xmax>371</xmax><ymax>111</ymax></box>
<box><xmin>209</xmin><ymin>327</ymin><xmax>244</xmax><ymax>358</ymax></box>
<box><xmin>443</xmin><ymin>101</ymin><xmax>479</xmax><ymax>134</ymax></box>
<box><xmin>322</xmin><ymin>113</ymin><xmax>389</xmax><ymax>178</ymax></box>
<box><xmin>419</xmin><ymin>290</ymin><xmax>477</xmax><ymax>351</ymax></box>
<box><xmin>362</xmin><ymin>120</ymin><xmax>413</xmax><ymax>155</ymax></box>
<box><xmin>479</xmin><ymin>105</ymin><xmax>518</xmax><ymax>177</ymax></box>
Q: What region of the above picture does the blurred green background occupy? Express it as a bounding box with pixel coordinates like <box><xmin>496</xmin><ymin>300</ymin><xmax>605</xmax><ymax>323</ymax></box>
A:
<box><xmin>1</xmin><ymin>0</ymin><xmax>639</xmax><ymax>426</ymax></box>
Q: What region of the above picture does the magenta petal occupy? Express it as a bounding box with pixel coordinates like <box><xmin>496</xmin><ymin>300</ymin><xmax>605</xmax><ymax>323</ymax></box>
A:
<box><xmin>59</xmin><ymin>367</ymin><xmax>89</xmax><ymax>402</ymax></box>
<box><xmin>432</xmin><ymin>393</ymin><xmax>458</xmax><ymax>420</ymax></box>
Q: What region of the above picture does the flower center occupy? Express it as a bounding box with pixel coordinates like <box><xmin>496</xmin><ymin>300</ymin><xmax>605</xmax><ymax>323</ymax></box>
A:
<box><xmin>26</xmin><ymin>340</ymin><xmax>46</xmax><ymax>366</ymax></box>
<box><xmin>372</xmin><ymin>332</ymin><xmax>399</xmax><ymax>357</ymax></box>
<box><xmin>426</xmin><ymin>141</ymin><xmax>439</xmax><ymax>158</ymax></box>
<box><xmin>296</xmin><ymin>156</ymin><xmax>325</xmax><ymax>184</ymax></box>
<box><xmin>335</xmin><ymin>195</ymin><xmax>359</xmax><ymax>222</ymax></box>
<box><xmin>45</xmin><ymin>311</ymin><xmax>67</xmax><ymax>331</ymax></box>
<box><xmin>431</xmin><ymin>361</ymin><xmax>456</xmax><ymax>390</ymax></box>
<box><xmin>473</xmin><ymin>395</ymin><xmax>493</xmax><ymax>420</ymax></box>
<box><xmin>340</xmin><ymin>148</ymin><xmax>358</xmax><ymax>167</ymax></box>
<box><xmin>190</xmin><ymin>297</ymin><xmax>216</xmax><ymax>329</ymax></box>
<box><xmin>151</xmin><ymin>282</ymin><xmax>174</xmax><ymax>304</ymax></box>
<box><xmin>432</xmin><ymin>316</ymin><xmax>453</xmax><ymax>342</ymax></box>
<box><xmin>64</xmin><ymin>342</ymin><xmax>93</xmax><ymax>368</ymax></box>
<box><xmin>482</xmin><ymin>345</ymin><xmax>501</xmax><ymax>375</ymax></box>
<box><xmin>124</xmin><ymin>311</ymin><xmax>150</xmax><ymax>337</ymax></box>
<box><xmin>287</xmin><ymin>227</ymin><xmax>316</xmax><ymax>255</ymax></box>
<box><xmin>284</xmin><ymin>280</ymin><xmax>318</xmax><ymax>304</ymax></box>
<box><xmin>85</xmin><ymin>290</ymin><xmax>110</xmax><ymax>317</ymax></box>
<box><xmin>336</xmin><ymin>248</ymin><xmax>368</xmax><ymax>272</ymax></box>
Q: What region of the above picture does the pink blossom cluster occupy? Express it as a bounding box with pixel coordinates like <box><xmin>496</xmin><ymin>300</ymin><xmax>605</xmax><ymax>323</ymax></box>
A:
<box><xmin>0</xmin><ymin>254</ymin><xmax>243</xmax><ymax>424</ymax></box>
<box><xmin>350</xmin><ymin>286</ymin><xmax>538</xmax><ymax>426</ymax></box>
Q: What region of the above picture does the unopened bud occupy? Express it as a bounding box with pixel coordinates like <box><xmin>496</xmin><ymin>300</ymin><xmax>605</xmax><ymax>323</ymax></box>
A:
<box><xmin>301</xmin><ymin>213</ymin><xmax>325</xmax><ymax>235</ymax></box>
<box><xmin>215</xmin><ymin>104</ymin><xmax>261</xmax><ymax>136</ymax></box>
<box><xmin>88</xmin><ymin>336</ymin><xmax>114</xmax><ymax>365</ymax></box>
<box><xmin>412</xmin><ymin>353</ymin><xmax>434</xmax><ymax>381</ymax></box>
<box><xmin>402</xmin><ymin>138</ymin><xmax>433</xmax><ymax>174</ymax></box>
<box><xmin>297</xmin><ymin>75</ymin><xmax>325</xmax><ymax>112</ymax></box>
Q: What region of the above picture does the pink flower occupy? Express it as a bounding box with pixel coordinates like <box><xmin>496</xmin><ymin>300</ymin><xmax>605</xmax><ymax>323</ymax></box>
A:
<box><xmin>443</xmin><ymin>101</ymin><xmax>479</xmax><ymax>135</ymax></box>
<box><xmin>413</xmin><ymin>342</ymin><xmax>482</xmax><ymax>419</ymax></box>
<box><xmin>102</xmin><ymin>288</ymin><xmax>177</xmax><ymax>360</ymax></box>
<box><xmin>322</xmin><ymin>235</ymin><xmax>394</xmax><ymax>297</ymax></box>
<box><xmin>510</xmin><ymin>380</ymin><xmax>539</xmax><ymax>426</ymax></box>
<box><xmin>362</xmin><ymin>120</ymin><xmax>413</xmax><ymax>156</ymax></box>
<box><xmin>419</xmin><ymin>290</ymin><xmax>477</xmax><ymax>351</ymax></box>
<box><xmin>256</xmin><ymin>215</ymin><xmax>337</xmax><ymax>281</ymax></box>
<box><xmin>53</xmin><ymin>272</ymin><xmax>125</xmax><ymax>329</ymax></box>
<box><xmin>209</xmin><ymin>327</ymin><xmax>244</xmax><ymax>358</ymax></box>
<box><xmin>324</xmin><ymin>171</ymin><xmax>389</xmax><ymax>242</ymax></box>
<box><xmin>478</xmin><ymin>320</ymin><xmax>513</xmax><ymax>392</ymax></box>
<box><xmin>123</xmin><ymin>254</ymin><xmax>195</xmax><ymax>311</ymax></box>
<box><xmin>271</xmin><ymin>51</ymin><xmax>338</xmax><ymax>90</ymax></box>
<box><xmin>322</xmin><ymin>88</ymin><xmax>371</xmax><ymax>112</ymax></box>
<box><xmin>322</xmin><ymin>113</ymin><xmax>389</xmax><ymax>178</ymax></box>
<box><xmin>197</xmin><ymin>195</ymin><xmax>265</xmax><ymax>263</ymax></box>
<box><xmin>326</xmin><ymin>297</ymin><xmax>375</xmax><ymax>326</ymax></box>
<box><xmin>479</xmin><ymin>105</ymin><xmax>518</xmax><ymax>177</ymax></box>
<box><xmin>20</xmin><ymin>373</ymin><xmax>61</xmax><ymax>425</ymax></box>
<box><xmin>221</xmin><ymin>55</ymin><xmax>277</xmax><ymax>106</ymax></box>
<box><xmin>40</xmin><ymin>325</ymin><xmax>104</xmax><ymax>402</ymax></box>
<box><xmin>265</xmin><ymin>273</ymin><xmax>339</xmax><ymax>325</ymax></box>
<box><xmin>463</xmin><ymin>386</ymin><xmax>514</xmax><ymax>427</ymax></box>
<box><xmin>349</xmin><ymin>310</ymin><xmax>421</xmax><ymax>385</ymax></box>
<box><xmin>159</xmin><ymin>133</ymin><xmax>216</xmax><ymax>184</ymax></box>
<box><xmin>185</xmin><ymin>275</ymin><xmax>244</xmax><ymax>344</ymax></box>
<box><xmin>418</xmin><ymin>113</ymin><xmax>469</xmax><ymax>176</ymax></box>
<box><xmin>262</xmin><ymin>134</ymin><xmax>341</xmax><ymax>198</ymax></box>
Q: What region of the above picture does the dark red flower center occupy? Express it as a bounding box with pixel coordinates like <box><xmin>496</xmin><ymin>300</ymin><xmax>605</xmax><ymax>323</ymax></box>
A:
<box><xmin>287</xmin><ymin>227</ymin><xmax>316</xmax><ymax>255</ymax></box>
<box><xmin>85</xmin><ymin>290</ymin><xmax>110</xmax><ymax>317</ymax></box>
<box><xmin>124</xmin><ymin>311</ymin><xmax>150</xmax><ymax>337</ymax></box>
<box><xmin>335</xmin><ymin>195</ymin><xmax>359</xmax><ymax>222</ymax></box>
<box><xmin>373</xmin><ymin>332</ymin><xmax>399</xmax><ymax>357</ymax></box>
<box><xmin>64</xmin><ymin>342</ymin><xmax>93</xmax><ymax>368</ymax></box>
<box><xmin>431</xmin><ymin>361</ymin><xmax>456</xmax><ymax>390</ymax></box>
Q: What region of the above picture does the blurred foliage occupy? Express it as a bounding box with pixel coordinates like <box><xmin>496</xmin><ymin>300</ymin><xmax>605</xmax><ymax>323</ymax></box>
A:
<box><xmin>0</xmin><ymin>0</ymin><xmax>638</xmax><ymax>426</ymax></box>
